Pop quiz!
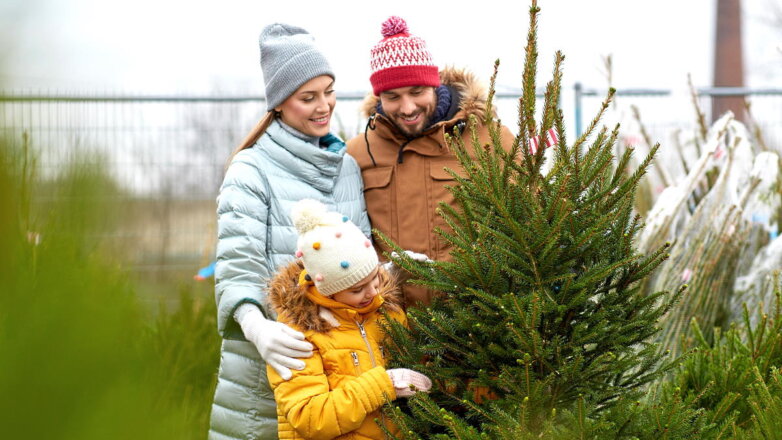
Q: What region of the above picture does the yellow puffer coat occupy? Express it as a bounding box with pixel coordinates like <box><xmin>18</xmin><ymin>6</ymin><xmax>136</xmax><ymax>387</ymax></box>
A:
<box><xmin>266</xmin><ymin>261</ymin><xmax>406</xmax><ymax>440</ymax></box>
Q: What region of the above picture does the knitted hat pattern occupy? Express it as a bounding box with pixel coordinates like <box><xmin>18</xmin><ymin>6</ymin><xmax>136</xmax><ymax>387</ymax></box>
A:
<box><xmin>369</xmin><ymin>16</ymin><xmax>440</xmax><ymax>96</ymax></box>
<box><xmin>292</xmin><ymin>199</ymin><xmax>378</xmax><ymax>296</ymax></box>
<box><xmin>259</xmin><ymin>23</ymin><xmax>335</xmax><ymax>111</ymax></box>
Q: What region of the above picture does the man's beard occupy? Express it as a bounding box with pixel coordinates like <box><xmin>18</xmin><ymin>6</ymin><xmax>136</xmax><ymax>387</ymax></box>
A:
<box><xmin>391</xmin><ymin>106</ymin><xmax>434</xmax><ymax>138</ymax></box>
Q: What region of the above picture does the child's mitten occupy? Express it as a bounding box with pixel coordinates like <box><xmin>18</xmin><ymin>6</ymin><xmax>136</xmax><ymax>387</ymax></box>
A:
<box><xmin>386</xmin><ymin>368</ymin><xmax>432</xmax><ymax>398</ymax></box>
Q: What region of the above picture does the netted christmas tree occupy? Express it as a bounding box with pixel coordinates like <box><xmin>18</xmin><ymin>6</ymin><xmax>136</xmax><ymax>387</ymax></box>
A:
<box><xmin>378</xmin><ymin>2</ymin><xmax>683</xmax><ymax>437</ymax></box>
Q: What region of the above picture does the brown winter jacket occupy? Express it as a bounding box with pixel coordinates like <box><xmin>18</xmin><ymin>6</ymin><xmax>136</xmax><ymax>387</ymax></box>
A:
<box><xmin>266</xmin><ymin>261</ymin><xmax>406</xmax><ymax>440</ymax></box>
<box><xmin>346</xmin><ymin>67</ymin><xmax>515</xmax><ymax>305</ymax></box>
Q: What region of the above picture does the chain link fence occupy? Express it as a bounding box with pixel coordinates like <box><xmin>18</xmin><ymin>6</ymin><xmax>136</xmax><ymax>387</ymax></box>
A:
<box><xmin>2</xmin><ymin>86</ymin><xmax>780</xmax><ymax>278</ymax></box>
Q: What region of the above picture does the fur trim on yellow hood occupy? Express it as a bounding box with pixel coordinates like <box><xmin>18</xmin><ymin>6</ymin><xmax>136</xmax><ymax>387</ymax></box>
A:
<box><xmin>267</xmin><ymin>260</ymin><xmax>403</xmax><ymax>333</ymax></box>
<box><xmin>359</xmin><ymin>66</ymin><xmax>491</xmax><ymax>121</ymax></box>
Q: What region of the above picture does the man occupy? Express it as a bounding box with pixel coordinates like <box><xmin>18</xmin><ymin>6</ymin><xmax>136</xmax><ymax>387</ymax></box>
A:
<box><xmin>347</xmin><ymin>16</ymin><xmax>515</xmax><ymax>305</ymax></box>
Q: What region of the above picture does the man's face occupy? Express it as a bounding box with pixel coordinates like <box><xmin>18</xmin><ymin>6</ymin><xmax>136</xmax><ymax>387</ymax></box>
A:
<box><xmin>379</xmin><ymin>86</ymin><xmax>437</xmax><ymax>138</ymax></box>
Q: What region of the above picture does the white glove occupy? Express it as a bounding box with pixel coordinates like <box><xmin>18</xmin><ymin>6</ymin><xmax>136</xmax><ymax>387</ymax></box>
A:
<box><xmin>235</xmin><ymin>303</ymin><xmax>313</xmax><ymax>380</ymax></box>
<box><xmin>386</xmin><ymin>368</ymin><xmax>432</xmax><ymax>398</ymax></box>
<box><xmin>381</xmin><ymin>251</ymin><xmax>432</xmax><ymax>281</ymax></box>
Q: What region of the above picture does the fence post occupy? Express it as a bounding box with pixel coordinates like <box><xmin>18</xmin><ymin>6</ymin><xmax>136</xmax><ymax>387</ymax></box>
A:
<box><xmin>574</xmin><ymin>82</ymin><xmax>583</xmax><ymax>138</ymax></box>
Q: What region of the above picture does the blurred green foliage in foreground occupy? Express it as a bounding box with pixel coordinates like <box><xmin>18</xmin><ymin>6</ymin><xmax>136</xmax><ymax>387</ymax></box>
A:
<box><xmin>0</xmin><ymin>139</ymin><xmax>220</xmax><ymax>439</ymax></box>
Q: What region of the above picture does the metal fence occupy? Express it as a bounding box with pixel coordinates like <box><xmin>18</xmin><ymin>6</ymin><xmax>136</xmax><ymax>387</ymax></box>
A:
<box><xmin>2</xmin><ymin>85</ymin><xmax>780</xmax><ymax>278</ymax></box>
<box><xmin>575</xmin><ymin>84</ymin><xmax>782</xmax><ymax>146</ymax></box>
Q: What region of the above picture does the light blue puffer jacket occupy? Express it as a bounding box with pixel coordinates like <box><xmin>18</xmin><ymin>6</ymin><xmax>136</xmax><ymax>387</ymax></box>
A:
<box><xmin>208</xmin><ymin>120</ymin><xmax>370</xmax><ymax>440</ymax></box>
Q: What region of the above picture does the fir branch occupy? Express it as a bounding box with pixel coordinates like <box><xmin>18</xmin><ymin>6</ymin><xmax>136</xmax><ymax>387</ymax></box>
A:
<box><xmin>579</xmin><ymin>126</ymin><xmax>612</xmax><ymax>188</ymax></box>
<box><xmin>571</xmin><ymin>89</ymin><xmax>616</xmax><ymax>166</ymax></box>
<box><xmin>688</xmin><ymin>73</ymin><xmax>708</xmax><ymax>142</ymax></box>
<box><xmin>611</xmin><ymin>145</ymin><xmax>634</xmax><ymax>188</ymax></box>
<box><xmin>520</xmin><ymin>0</ymin><xmax>540</xmax><ymax>140</ymax></box>
<box><xmin>569</xmin><ymin>208</ymin><xmax>622</xmax><ymax>255</ymax></box>
<box><xmin>485</xmin><ymin>59</ymin><xmax>500</xmax><ymax>127</ymax></box>
<box><xmin>540</xmin><ymin>51</ymin><xmax>565</xmax><ymax>136</ymax></box>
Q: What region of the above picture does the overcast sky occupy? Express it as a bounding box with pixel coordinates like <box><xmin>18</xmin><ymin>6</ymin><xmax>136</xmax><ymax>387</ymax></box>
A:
<box><xmin>1</xmin><ymin>0</ymin><xmax>780</xmax><ymax>97</ymax></box>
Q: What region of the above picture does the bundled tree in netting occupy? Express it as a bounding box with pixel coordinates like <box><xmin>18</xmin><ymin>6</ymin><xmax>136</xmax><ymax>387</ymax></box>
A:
<box><xmin>378</xmin><ymin>2</ymin><xmax>683</xmax><ymax>437</ymax></box>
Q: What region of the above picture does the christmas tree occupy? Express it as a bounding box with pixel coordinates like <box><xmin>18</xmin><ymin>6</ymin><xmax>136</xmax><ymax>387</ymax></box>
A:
<box><xmin>379</xmin><ymin>1</ymin><xmax>682</xmax><ymax>437</ymax></box>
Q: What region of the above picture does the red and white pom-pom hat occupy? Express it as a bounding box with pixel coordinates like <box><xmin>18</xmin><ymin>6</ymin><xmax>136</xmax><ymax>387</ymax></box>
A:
<box><xmin>369</xmin><ymin>16</ymin><xmax>440</xmax><ymax>96</ymax></box>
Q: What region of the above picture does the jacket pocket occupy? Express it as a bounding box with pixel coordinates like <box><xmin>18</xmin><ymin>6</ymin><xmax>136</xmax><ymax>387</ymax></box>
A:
<box><xmin>362</xmin><ymin>166</ymin><xmax>395</xmax><ymax>247</ymax></box>
<box><xmin>429</xmin><ymin>158</ymin><xmax>468</xmax><ymax>181</ymax></box>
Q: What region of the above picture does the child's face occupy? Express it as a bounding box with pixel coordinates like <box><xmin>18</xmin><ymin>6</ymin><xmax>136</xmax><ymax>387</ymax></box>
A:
<box><xmin>332</xmin><ymin>267</ymin><xmax>381</xmax><ymax>308</ymax></box>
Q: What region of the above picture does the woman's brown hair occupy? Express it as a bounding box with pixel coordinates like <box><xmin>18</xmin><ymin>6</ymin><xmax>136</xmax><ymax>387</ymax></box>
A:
<box><xmin>225</xmin><ymin>111</ymin><xmax>276</xmax><ymax>168</ymax></box>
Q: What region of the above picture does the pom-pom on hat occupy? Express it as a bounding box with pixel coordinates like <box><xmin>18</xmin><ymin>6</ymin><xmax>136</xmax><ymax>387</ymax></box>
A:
<box><xmin>292</xmin><ymin>199</ymin><xmax>378</xmax><ymax>296</ymax></box>
<box><xmin>369</xmin><ymin>16</ymin><xmax>440</xmax><ymax>96</ymax></box>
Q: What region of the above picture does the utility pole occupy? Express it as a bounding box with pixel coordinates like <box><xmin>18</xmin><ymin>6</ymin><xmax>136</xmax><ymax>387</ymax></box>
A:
<box><xmin>712</xmin><ymin>0</ymin><xmax>745</xmax><ymax>122</ymax></box>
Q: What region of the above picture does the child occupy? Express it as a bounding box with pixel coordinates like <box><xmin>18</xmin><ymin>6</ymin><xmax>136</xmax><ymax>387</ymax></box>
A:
<box><xmin>266</xmin><ymin>199</ymin><xmax>431</xmax><ymax>440</ymax></box>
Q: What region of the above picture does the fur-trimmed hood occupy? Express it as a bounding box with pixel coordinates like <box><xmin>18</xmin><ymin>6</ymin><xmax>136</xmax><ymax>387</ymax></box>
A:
<box><xmin>360</xmin><ymin>66</ymin><xmax>492</xmax><ymax>122</ymax></box>
<box><xmin>267</xmin><ymin>260</ymin><xmax>403</xmax><ymax>333</ymax></box>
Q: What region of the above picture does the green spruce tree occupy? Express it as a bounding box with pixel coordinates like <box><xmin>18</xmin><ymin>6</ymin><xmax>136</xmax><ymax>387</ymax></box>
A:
<box><xmin>379</xmin><ymin>1</ymin><xmax>682</xmax><ymax>437</ymax></box>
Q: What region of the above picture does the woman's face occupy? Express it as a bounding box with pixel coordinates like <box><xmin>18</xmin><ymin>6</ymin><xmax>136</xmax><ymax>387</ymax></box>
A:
<box><xmin>275</xmin><ymin>75</ymin><xmax>336</xmax><ymax>138</ymax></box>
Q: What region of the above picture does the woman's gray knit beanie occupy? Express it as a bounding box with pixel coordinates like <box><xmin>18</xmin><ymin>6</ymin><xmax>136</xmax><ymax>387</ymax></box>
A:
<box><xmin>259</xmin><ymin>23</ymin><xmax>334</xmax><ymax>110</ymax></box>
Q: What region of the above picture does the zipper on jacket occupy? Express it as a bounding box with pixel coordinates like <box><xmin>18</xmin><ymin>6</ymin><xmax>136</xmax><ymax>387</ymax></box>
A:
<box><xmin>356</xmin><ymin>320</ymin><xmax>390</xmax><ymax>439</ymax></box>
<box><xmin>356</xmin><ymin>321</ymin><xmax>378</xmax><ymax>367</ymax></box>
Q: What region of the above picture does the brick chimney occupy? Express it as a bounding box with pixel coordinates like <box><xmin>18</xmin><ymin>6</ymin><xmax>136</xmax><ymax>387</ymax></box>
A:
<box><xmin>712</xmin><ymin>0</ymin><xmax>745</xmax><ymax>122</ymax></box>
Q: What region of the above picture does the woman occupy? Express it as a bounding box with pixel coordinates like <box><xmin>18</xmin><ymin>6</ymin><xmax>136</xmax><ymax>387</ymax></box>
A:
<box><xmin>208</xmin><ymin>23</ymin><xmax>369</xmax><ymax>440</ymax></box>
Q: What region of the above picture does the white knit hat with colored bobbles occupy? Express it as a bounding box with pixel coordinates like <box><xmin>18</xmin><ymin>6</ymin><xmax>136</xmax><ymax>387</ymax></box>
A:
<box><xmin>292</xmin><ymin>199</ymin><xmax>378</xmax><ymax>296</ymax></box>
